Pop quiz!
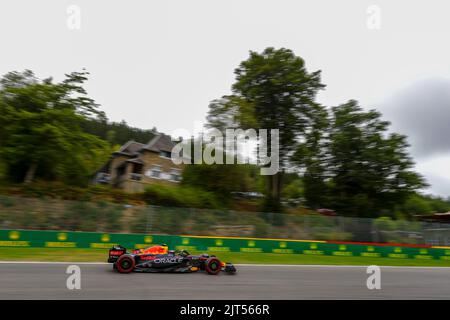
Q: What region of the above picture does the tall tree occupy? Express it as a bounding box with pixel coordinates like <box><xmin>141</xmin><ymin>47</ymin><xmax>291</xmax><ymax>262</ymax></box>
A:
<box><xmin>292</xmin><ymin>103</ymin><xmax>329</xmax><ymax>208</ymax></box>
<box><xmin>326</xmin><ymin>100</ymin><xmax>426</xmax><ymax>217</ymax></box>
<box><xmin>207</xmin><ymin>47</ymin><xmax>325</xmax><ymax>210</ymax></box>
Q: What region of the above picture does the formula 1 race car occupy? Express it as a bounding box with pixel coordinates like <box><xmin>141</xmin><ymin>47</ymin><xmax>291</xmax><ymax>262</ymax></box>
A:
<box><xmin>108</xmin><ymin>244</ymin><xmax>237</xmax><ymax>275</ymax></box>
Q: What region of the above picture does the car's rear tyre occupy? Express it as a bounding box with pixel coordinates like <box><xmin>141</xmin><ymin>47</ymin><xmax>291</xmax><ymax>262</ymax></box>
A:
<box><xmin>116</xmin><ymin>254</ymin><xmax>135</xmax><ymax>273</ymax></box>
<box><xmin>205</xmin><ymin>257</ymin><xmax>221</xmax><ymax>275</ymax></box>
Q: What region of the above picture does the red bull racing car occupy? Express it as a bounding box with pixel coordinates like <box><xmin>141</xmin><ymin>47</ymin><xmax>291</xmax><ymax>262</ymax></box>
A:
<box><xmin>108</xmin><ymin>244</ymin><xmax>237</xmax><ymax>275</ymax></box>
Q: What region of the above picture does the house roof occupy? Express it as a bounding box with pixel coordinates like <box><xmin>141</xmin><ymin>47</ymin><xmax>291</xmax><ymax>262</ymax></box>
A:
<box><xmin>112</xmin><ymin>133</ymin><xmax>176</xmax><ymax>158</ymax></box>
<box><xmin>115</xmin><ymin>141</ymin><xmax>145</xmax><ymax>155</ymax></box>
<box><xmin>143</xmin><ymin>133</ymin><xmax>175</xmax><ymax>153</ymax></box>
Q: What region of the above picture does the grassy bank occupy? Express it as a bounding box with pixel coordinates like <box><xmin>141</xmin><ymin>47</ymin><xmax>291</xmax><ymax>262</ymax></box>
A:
<box><xmin>1</xmin><ymin>247</ymin><xmax>449</xmax><ymax>267</ymax></box>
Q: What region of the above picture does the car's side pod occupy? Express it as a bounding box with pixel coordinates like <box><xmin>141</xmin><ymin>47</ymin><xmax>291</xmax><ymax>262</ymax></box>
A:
<box><xmin>108</xmin><ymin>244</ymin><xmax>127</xmax><ymax>263</ymax></box>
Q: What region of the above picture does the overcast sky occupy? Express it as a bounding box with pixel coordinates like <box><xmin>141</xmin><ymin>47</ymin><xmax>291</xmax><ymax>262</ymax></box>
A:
<box><xmin>1</xmin><ymin>0</ymin><xmax>450</xmax><ymax>197</ymax></box>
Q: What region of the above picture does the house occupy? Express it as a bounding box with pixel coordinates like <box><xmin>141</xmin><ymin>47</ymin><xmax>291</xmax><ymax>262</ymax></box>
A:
<box><xmin>95</xmin><ymin>133</ymin><xmax>184</xmax><ymax>192</ymax></box>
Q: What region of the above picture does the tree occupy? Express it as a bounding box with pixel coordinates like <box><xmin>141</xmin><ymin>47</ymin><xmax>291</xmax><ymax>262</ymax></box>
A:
<box><xmin>325</xmin><ymin>100</ymin><xmax>426</xmax><ymax>217</ymax></box>
<box><xmin>281</xmin><ymin>175</ymin><xmax>304</xmax><ymax>201</ymax></box>
<box><xmin>182</xmin><ymin>163</ymin><xmax>261</xmax><ymax>202</ymax></box>
<box><xmin>180</xmin><ymin>136</ymin><xmax>262</xmax><ymax>201</ymax></box>
<box><xmin>400</xmin><ymin>194</ymin><xmax>433</xmax><ymax>216</ymax></box>
<box><xmin>80</xmin><ymin>118</ymin><xmax>156</xmax><ymax>146</ymax></box>
<box><xmin>0</xmin><ymin>70</ymin><xmax>109</xmax><ymax>185</ymax></box>
<box><xmin>397</xmin><ymin>193</ymin><xmax>450</xmax><ymax>217</ymax></box>
<box><xmin>292</xmin><ymin>103</ymin><xmax>329</xmax><ymax>208</ymax></box>
<box><xmin>207</xmin><ymin>47</ymin><xmax>325</xmax><ymax>210</ymax></box>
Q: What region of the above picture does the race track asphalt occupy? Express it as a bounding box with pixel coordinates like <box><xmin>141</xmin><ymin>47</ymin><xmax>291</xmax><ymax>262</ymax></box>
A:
<box><xmin>0</xmin><ymin>262</ymin><xmax>449</xmax><ymax>299</ymax></box>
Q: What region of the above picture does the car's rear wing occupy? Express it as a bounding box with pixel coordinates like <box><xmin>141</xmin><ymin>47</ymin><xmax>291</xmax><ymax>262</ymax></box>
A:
<box><xmin>108</xmin><ymin>245</ymin><xmax>127</xmax><ymax>263</ymax></box>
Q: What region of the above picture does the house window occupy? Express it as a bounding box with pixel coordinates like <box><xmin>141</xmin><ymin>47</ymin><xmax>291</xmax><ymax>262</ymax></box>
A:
<box><xmin>146</xmin><ymin>165</ymin><xmax>162</xmax><ymax>179</ymax></box>
<box><xmin>169</xmin><ymin>169</ymin><xmax>181</xmax><ymax>182</ymax></box>
<box><xmin>159</xmin><ymin>150</ymin><xmax>171</xmax><ymax>158</ymax></box>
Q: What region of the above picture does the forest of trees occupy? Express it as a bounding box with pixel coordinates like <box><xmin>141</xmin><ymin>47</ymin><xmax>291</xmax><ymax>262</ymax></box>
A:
<box><xmin>0</xmin><ymin>49</ymin><xmax>449</xmax><ymax>219</ymax></box>
<box><xmin>0</xmin><ymin>70</ymin><xmax>156</xmax><ymax>186</ymax></box>
<box><xmin>80</xmin><ymin>118</ymin><xmax>156</xmax><ymax>147</ymax></box>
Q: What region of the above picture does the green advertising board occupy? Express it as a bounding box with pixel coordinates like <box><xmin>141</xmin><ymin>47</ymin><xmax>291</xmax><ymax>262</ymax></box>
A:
<box><xmin>0</xmin><ymin>229</ymin><xmax>449</xmax><ymax>261</ymax></box>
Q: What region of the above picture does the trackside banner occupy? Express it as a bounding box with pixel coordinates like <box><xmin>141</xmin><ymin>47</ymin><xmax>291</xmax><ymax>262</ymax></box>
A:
<box><xmin>0</xmin><ymin>229</ymin><xmax>450</xmax><ymax>261</ymax></box>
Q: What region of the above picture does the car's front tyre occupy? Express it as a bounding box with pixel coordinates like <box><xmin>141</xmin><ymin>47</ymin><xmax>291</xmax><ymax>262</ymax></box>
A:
<box><xmin>205</xmin><ymin>257</ymin><xmax>221</xmax><ymax>275</ymax></box>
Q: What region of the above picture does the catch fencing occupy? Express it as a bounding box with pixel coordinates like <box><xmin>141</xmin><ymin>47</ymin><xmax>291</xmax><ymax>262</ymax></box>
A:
<box><xmin>0</xmin><ymin>194</ymin><xmax>449</xmax><ymax>245</ymax></box>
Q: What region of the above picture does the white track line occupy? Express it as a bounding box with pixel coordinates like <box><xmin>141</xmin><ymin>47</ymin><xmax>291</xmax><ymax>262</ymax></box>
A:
<box><xmin>236</xmin><ymin>264</ymin><xmax>450</xmax><ymax>269</ymax></box>
<box><xmin>0</xmin><ymin>261</ymin><xmax>448</xmax><ymax>269</ymax></box>
<box><xmin>0</xmin><ymin>261</ymin><xmax>109</xmax><ymax>265</ymax></box>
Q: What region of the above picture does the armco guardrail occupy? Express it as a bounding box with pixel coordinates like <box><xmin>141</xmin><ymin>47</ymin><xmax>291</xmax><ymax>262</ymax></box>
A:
<box><xmin>1</xmin><ymin>229</ymin><xmax>450</xmax><ymax>261</ymax></box>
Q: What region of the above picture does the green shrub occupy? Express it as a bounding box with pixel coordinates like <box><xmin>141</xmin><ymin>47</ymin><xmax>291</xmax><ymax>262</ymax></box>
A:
<box><xmin>152</xmin><ymin>209</ymin><xmax>185</xmax><ymax>234</ymax></box>
<box><xmin>143</xmin><ymin>184</ymin><xmax>222</xmax><ymax>209</ymax></box>
<box><xmin>104</xmin><ymin>206</ymin><xmax>123</xmax><ymax>232</ymax></box>
<box><xmin>18</xmin><ymin>211</ymin><xmax>35</xmax><ymax>228</ymax></box>
<box><xmin>272</xmin><ymin>212</ymin><xmax>286</xmax><ymax>226</ymax></box>
<box><xmin>191</xmin><ymin>211</ymin><xmax>217</xmax><ymax>233</ymax></box>
<box><xmin>130</xmin><ymin>211</ymin><xmax>148</xmax><ymax>234</ymax></box>
<box><xmin>253</xmin><ymin>221</ymin><xmax>270</xmax><ymax>237</ymax></box>
<box><xmin>374</xmin><ymin>216</ymin><xmax>397</xmax><ymax>231</ymax></box>
<box><xmin>314</xmin><ymin>231</ymin><xmax>352</xmax><ymax>241</ymax></box>
<box><xmin>258</xmin><ymin>211</ymin><xmax>286</xmax><ymax>227</ymax></box>
<box><xmin>3</xmin><ymin>181</ymin><xmax>144</xmax><ymax>204</ymax></box>
<box><xmin>62</xmin><ymin>201</ymin><xmax>96</xmax><ymax>231</ymax></box>
<box><xmin>0</xmin><ymin>195</ymin><xmax>15</xmax><ymax>207</ymax></box>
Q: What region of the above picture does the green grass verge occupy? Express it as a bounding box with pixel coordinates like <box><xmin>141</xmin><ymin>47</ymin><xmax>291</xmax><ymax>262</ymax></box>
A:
<box><xmin>1</xmin><ymin>247</ymin><xmax>450</xmax><ymax>267</ymax></box>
